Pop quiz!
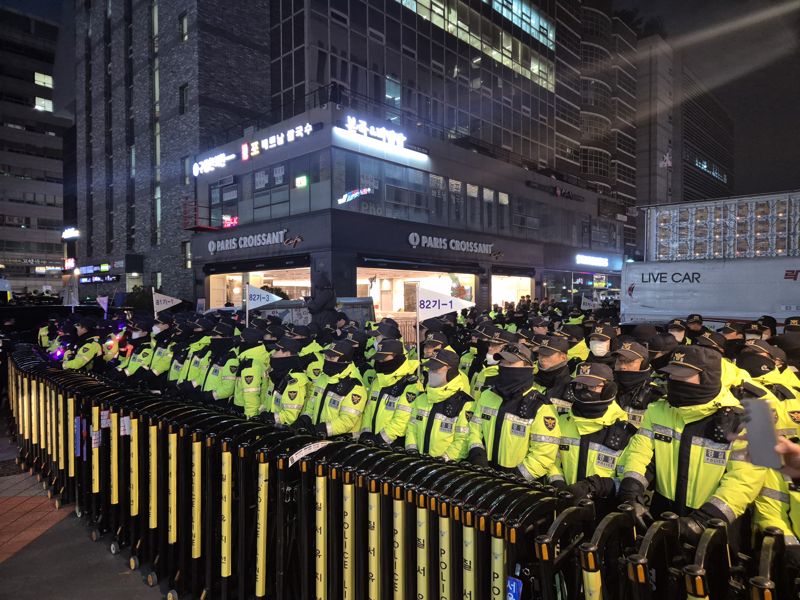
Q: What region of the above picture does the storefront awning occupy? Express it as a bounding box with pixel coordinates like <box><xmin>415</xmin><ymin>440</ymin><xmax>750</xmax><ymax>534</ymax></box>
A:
<box><xmin>202</xmin><ymin>253</ymin><xmax>310</xmax><ymax>275</ymax></box>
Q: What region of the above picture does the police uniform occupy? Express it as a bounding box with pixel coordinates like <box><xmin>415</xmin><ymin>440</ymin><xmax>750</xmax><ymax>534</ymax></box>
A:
<box><xmin>359</xmin><ymin>339</ymin><xmax>422</xmax><ymax>445</ymax></box>
<box><xmin>406</xmin><ymin>349</ymin><xmax>474</xmax><ymax>460</ymax></box>
<box><xmin>667</xmin><ymin>319</ymin><xmax>692</xmax><ymax>346</ymax></box>
<box><xmin>612</xmin><ymin>341</ymin><xmax>665</xmax><ymax>428</ymax></box>
<box><xmin>618</xmin><ymin>346</ymin><xmax>766</xmax><ymax>540</ymax></box>
<box><xmin>468</xmin><ymin>343</ymin><xmax>561</xmax><ymax>481</ymax></box>
<box><xmin>549</xmin><ymin>363</ymin><xmax>636</xmax><ymax>511</ymax></box>
<box><xmin>259</xmin><ymin>337</ymin><xmax>308</xmax><ymax>425</ymax></box>
<box><xmin>295</xmin><ymin>341</ymin><xmax>367</xmax><ymax>438</ymax></box>
<box><xmin>63</xmin><ymin>318</ymin><xmax>102</xmax><ymax>371</ymax></box>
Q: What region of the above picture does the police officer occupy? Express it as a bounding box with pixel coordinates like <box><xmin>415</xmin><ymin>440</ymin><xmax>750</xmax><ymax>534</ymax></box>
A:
<box><xmin>119</xmin><ymin>315</ymin><xmax>156</xmax><ymax>380</ymax></box>
<box><xmin>232</xmin><ymin>327</ymin><xmax>271</xmax><ymax>417</ymax></box>
<box><xmin>406</xmin><ymin>348</ymin><xmax>474</xmax><ymax>460</ymax></box>
<box><xmin>259</xmin><ymin>336</ymin><xmax>309</xmax><ymax>425</ymax></box>
<box><xmin>585</xmin><ymin>325</ymin><xmax>618</xmax><ymax>367</ymax></box>
<box><xmin>718</xmin><ymin>322</ymin><xmax>746</xmax><ymax>360</ymax></box>
<box><xmin>146</xmin><ymin>313</ymin><xmax>176</xmax><ymax>390</ymax></box>
<box><xmin>358</xmin><ymin>338</ymin><xmax>422</xmax><ymax>446</ymax></box>
<box><xmin>194</xmin><ymin>321</ymin><xmax>239</xmax><ymax>405</ymax></box>
<box><xmin>685</xmin><ymin>313</ymin><xmax>710</xmax><ymax>342</ymax></box>
<box><xmin>617</xmin><ymin>345</ymin><xmax>766</xmax><ymax>546</ymax></box>
<box><xmin>694</xmin><ymin>330</ymin><xmax>751</xmax><ymax>388</ymax></box>
<box><xmin>532</xmin><ymin>336</ymin><xmax>573</xmax><ymax>408</ymax></box>
<box><xmin>170</xmin><ymin>317</ymin><xmax>213</xmax><ymax>389</ymax></box>
<box><xmin>549</xmin><ymin>363</ymin><xmax>636</xmax><ymax>512</ymax></box>
<box><xmin>468</xmin><ymin>343</ymin><xmax>561</xmax><ymax>481</ymax></box>
<box><xmin>470</xmin><ymin>327</ymin><xmax>515</xmax><ymax>399</ymax></box>
<box><xmin>63</xmin><ymin>316</ymin><xmax>102</xmax><ymax>371</ymax></box>
<box><xmin>646</xmin><ymin>333</ymin><xmax>678</xmax><ymax>375</ymax></box>
<box><xmin>666</xmin><ymin>319</ymin><xmax>691</xmax><ymax>346</ymax></box>
<box><xmin>293</xmin><ymin>340</ymin><xmax>367</xmax><ymax>438</ymax></box>
<box><xmin>612</xmin><ymin>340</ymin><xmax>663</xmax><ymax>428</ymax></box>
<box><xmin>745</xmin><ymin>322</ymin><xmax>769</xmax><ymax>341</ymax></box>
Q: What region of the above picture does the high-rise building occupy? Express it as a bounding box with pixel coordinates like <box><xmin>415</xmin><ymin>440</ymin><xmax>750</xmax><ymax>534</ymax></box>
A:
<box><xmin>75</xmin><ymin>0</ymin><xmax>633</xmax><ymax>304</ymax></box>
<box><xmin>554</xmin><ymin>0</ymin><xmax>637</xmax><ymax>259</ymax></box>
<box><xmin>0</xmin><ymin>8</ymin><xmax>70</xmax><ymax>293</ymax></box>
<box><xmin>636</xmin><ymin>35</ymin><xmax>735</xmax><ymax>210</ymax></box>
<box><xmin>74</xmin><ymin>0</ymin><xmax>269</xmax><ymax>298</ymax></box>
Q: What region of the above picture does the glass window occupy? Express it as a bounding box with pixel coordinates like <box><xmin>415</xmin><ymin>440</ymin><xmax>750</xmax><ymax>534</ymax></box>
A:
<box><xmin>482</xmin><ymin>187</ymin><xmax>495</xmax><ymax>231</ymax></box>
<box><xmin>179</xmin><ymin>12</ymin><xmax>188</xmax><ymax>41</ymax></box>
<box><xmin>181</xmin><ymin>155</ymin><xmax>190</xmax><ymax>185</ymax></box>
<box><xmin>466</xmin><ymin>183</ymin><xmax>480</xmax><ymax>230</ymax></box>
<box><xmin>34</xmin><ymin>97</ymin><xmax>53</xmax><ymax>112</ymax></box>
<box><xmin>34</xmin><ymin>72</ymin><xmax>53</xmax><ymax>88</ymax></box>
<box><xmin>179</xmin><ymin>83</ymin><xmax>188</xmax><ymax>115</ymax></box>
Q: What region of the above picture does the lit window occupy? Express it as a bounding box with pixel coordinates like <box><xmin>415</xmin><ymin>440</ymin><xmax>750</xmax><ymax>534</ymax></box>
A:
<box><xmin>181</xmin><ymin>156</ymin><xmax>191</xmax><ymax>185</ymax></box>
<box><xmin>34</xmin><ymin>97</ymin><xmax>53</xmax><ymax>112</ymax></box>
<box><xmin>34</xmin><ymin>72</ymin><xmax>53</xmax><ymax>88</ymax></box>
<box><xmin>179</xmin><ymin>12</ymin><xmax>188</xmax><ymax>42</ymax></box>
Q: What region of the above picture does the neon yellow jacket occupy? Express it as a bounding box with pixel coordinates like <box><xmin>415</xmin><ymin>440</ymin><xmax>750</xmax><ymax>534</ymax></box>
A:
<box><xmin>63</xmin><ymin>336</ymin><xmax>102</xmax><ymax>370</ymax></box>
<box><xmin>234</xmin><ymin>344</ymin><xmax>270</xmax><ymax>417</ymax></box>
<box><xmin>406</xmin><ymin>376</ymin><xmax>473</xmax><ymax>460</ymax></box>
<box><xmin>359</xmin><ymin>358</ymin><xmax>422</xmax><ymax>443</ymax></box>
<box><xmin>469</xmin><ymin>384</ymin><xmax>561</xmax><ymax>481</ymax></box>
<box><xmin>621</xmin><ymin>390</ymin><xmax>766</xmax><ymax>521</ymax></box>
<box><xmin>300</xmin><ymin>362</ymin><xmax>367</xmax><ymax>437</ymax></box>
<box><xmin>753</xmin><ymin>469</ymin><xmax>800</xmax><ymax>545</ymax></box>
<box><xmin>262</xmin><ymin>370</ymin><xmax>310</xmax><ymax>425</ymax></box>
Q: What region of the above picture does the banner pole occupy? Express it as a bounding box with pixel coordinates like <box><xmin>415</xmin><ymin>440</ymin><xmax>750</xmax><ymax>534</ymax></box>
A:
<box><xmin>416</xmin><ymin>282</ymin><xmax>422</xmax><ymax>381</ymax></box>
<box><xmin>152</xmin><ymin>288</ymin><xmax>157</xmax><ymax>318</ymax></box>
<box><xmin>245</xmin><ymin>286</ymin><xmax>249</xmax><ymax>329</ymax></box>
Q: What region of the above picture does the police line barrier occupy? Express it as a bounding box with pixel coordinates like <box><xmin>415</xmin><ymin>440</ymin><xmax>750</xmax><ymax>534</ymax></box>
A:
<box><xmin>6</xmin><ymin>345</ymin><xmax>800</xmax><ymax>600</ymax></box>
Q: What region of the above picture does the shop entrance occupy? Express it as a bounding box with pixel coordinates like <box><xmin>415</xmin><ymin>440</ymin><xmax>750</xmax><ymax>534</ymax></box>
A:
<box><xmin>491</xmin><ymin>275</ymin><xmax>534</xmax><ymax>308</ymax></box>
<box><xmin>207</xmin><ymin>267</ymin><xmax>311</xmax><ymax>308</ymax></box>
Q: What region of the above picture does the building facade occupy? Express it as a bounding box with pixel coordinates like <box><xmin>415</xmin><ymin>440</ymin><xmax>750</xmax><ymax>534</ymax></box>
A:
<box><xmin>75</xmin><ymin>0</ymin><xmax>637</xmax><ymax>301</ymax></box>
<box><xmin>189</xmin><ymin>106</ymin><xmax>625</xmax><ymax>315</ymax></box>
<box><xmin>0</xmin><ymin>8</ymin><xmax>70</xmax><ymax>293</ymax></box>
<box><xmin>644</xmin><ymin>190</ymin><xmax>799</xmax><ymax>262</ymax></box>
<box><xmin>636</xmin><ymin>35</ymin><xmax>735</xmax><ymax>211</ymax></box>
<box><xmin>74</xmin><ymin>0</ymin><xmax>269</xmax><ymax>299</ymax></box>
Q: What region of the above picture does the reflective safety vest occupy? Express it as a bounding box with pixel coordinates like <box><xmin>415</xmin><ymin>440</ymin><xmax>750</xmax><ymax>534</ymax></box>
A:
<box><xmin>469</xmin><ymin>364</ymin><xmax>498</xmax><ymax>399</ymax></box>
<box><xmin>37</xmin><ymin>325</ymin><xmax>50</xmax><ymax>348</ymax></box>
<box><xmin>406</xmin><ymin>377</ymin><xmax>473</xmax><ymax>461</ymax></box>
<box><xmin>468</xmin><ymin>385</ymin><xmax>561</xmax><ymax>480</ymax></box>
<box><xmin>549</xmin><ymin>401</ymin><xmax>634</xmax><ymax>486</ymax></box>
<box><xmin>262</xmin><ymin>370</ymin><xmax>309</xmax><ymax>426</ymax></box>
<box><xmin>359</xmin><ymin>359</ymin><xmax>422</xmax><ymax>443</ymax></box>
<box><xmin>63</xmin><ymin>336</ymin><xmax>102</xmax><ymax>371</ymax></box>
<box><xmin>567</xmin><ymin>339</ymin><xmax>590</xmax><ymax>363</ymax></box>
<box><xmin>300</xmin><ymin>362</ymin><xmax>367</xmax><ymax>437</ymax></box>
<box><xmin>749</xmin><ymin>370</ymin><xmax>800</xmax><ymax>438</ymax></box>
<box><xmin>754</xmin><ymin>469</ymin><xmax>800</xmax><ymax>545</ymax></box>
<box><xmin>170</xmin><ymin>336</ymin><xmax>211</xmax><ymax>383</ymax></box>
<box><xmin>150</xmin><ymin>340</ymin><xmax>175</xmax><ymax>376</ymax></box>
<box><xmin>621</xmin><ymin>391</ymin><xmax>766</xmax><ymax>520</ymax></box>
<box><xmin>124</xmin><ymin>340</ymin><xmax>155</xmax><ymax>376</ymax></box>
<box><xmin>202</xmin><ymin>351</ymin><xmax>240</xmax><ymax>400</ymax></box>
<box><xmin>234</xmin><ymin>345</ymin><xmax>270</xmax><ymax>418</ymax></box>
<box><xmin>459</xmin><ymin>347</ymin><xmax>477</xmax><ymax>375</ymax></box>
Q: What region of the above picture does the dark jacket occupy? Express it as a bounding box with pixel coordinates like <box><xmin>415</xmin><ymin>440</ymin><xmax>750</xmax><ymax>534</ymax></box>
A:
<box><xmin>306</xmin><ymin>274</ymin><xmax>337</xmax><ymax>329</ymax></box>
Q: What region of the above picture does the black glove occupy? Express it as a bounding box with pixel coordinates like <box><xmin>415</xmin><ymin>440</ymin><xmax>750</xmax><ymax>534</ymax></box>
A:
<box><xmin>678</xmin><ymin>515</ymin><xmax>705</xmax><ymax>546</ymax></box>
<box><xmin>566</xmin><ymin>480</ymin><xmax>593</xmax><ymax>500</ymax></box>
<box><xmin>258</xmin><ymin>411</ymin><xmax>275</xmax><ymax>425</ymax></box>
<box><xmin>291</xmin><ymin>414</ymin><xmax>313</xmax><ymax>432</ymax></box>
<box><xmin>467</xmin><ymin>447</ymin><xmax>489</xmax><ymax>467</ymax></box>
<box><xmin>622</xmin><ymin>501</ymin><xmax>653</xmax><ymax>533</ymax></box>
<box><xmin>314</xmin><ymin>423</ymin><xmax>328</xmax><ymax>438</ymax></box>
<box><xmin>550</xmin><ymin>479</ymin><xmax>568</xmax><ymax>491</ymax></box>
<box><xmin>358</xmin><ymin>432</ymin><xmax>379</xmax><ymax>445</ymax></box>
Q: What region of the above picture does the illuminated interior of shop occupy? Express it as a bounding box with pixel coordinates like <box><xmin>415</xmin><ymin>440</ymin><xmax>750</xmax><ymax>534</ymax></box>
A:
<box><xmin>491</xmin><ymin>275</ymin><xmax>534</xmax><ymax>308</ymax></box>
<box><xmin>208</xmin><ymin>268</ymin><xmax>311</xmax><ymax>308</ymax></box>
<box><xmin>356</xmin><ymin>267</ymin><xmax>475</xmax><ymax>319</ymax></box>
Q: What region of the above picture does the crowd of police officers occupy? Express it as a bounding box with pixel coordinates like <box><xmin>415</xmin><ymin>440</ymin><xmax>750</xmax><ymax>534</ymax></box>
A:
<box><xmin>34</xmin><ymin>301</ymin><xmax>800</xmax><ymax>580</ymax></box>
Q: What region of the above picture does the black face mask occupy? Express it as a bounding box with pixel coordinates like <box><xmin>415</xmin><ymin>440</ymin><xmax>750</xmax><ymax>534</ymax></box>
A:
<box><xmin>615</xmin><ymin>368</ymin><xmax>652</xmax><ymax>392</ymax></box>
<box><xmin>571</xmin><ymin>382</ymin><xmax>616</xmax><ymax>418</ymax></box>
<box><xmin>270</xmin><ymin>355</ymin><xmax>301</xmax><ymax>384</ymax></box>
<box><xmin>724</xmin><ymin>339</ymin><xmax>745</xmax><ymax>360</ymax></box>
<box><xmin>323</xmin><ymin>360</ymin><xmax>348</xmax><ymax>377</ymax></box>
<box><xmin>735</xmin><ymin>354</ymin><xmax>776</xmax><ymax>379</ymax></box>
<box><xmin>374</xmin><ymin>354</ymin><xmax>406</xmax><ymax>375</ymax></box>
<box><xmin>534</xmin><ymin>361</ymin><xmax>569</xmax><ymax>388</ymax></box>
<box><xmin>650</xmin><ymin>353</ymin><xmax>671</xmax><ymax>371</ymax></box>
<box><xmin>667</xmin><ymin>379</ymin><xmax>720</xmax><ymax>408</ymax></box>
<box><xmin>494</xmin><ymin>365</ymin><xmax>535</xmax><ymax>398</ymax></box>
<box><xmin>474</xmin><ymin>340</ymin><xmax>490</xmax><ymax>356</ymax></box>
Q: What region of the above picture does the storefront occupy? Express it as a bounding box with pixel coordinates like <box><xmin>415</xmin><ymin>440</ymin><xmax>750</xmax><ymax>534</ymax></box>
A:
<box><xmin>189</xmin><ymin>106</ymin><xmax>624</xmax><ymax>312</ymax></box>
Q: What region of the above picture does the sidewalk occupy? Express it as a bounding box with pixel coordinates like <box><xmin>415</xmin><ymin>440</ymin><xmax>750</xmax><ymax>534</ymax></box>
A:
<box><xmin>0</xmin><ymin>427</ymin><xmax>161</xmax><ymax>599</ymax></box>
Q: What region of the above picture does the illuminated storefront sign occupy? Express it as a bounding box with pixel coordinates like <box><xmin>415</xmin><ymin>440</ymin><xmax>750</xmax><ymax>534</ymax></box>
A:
<box><xmin>64</xmin><ymin>258</ymin><xmax>76</xmax><ymax>270</ymax></box>
<box><xmin>241</xmin><ymin>123</ymin><xmax>316</xmax><ymax>161</ymax></box>
<box><xmin>192</xmin><ymin>153</ymin><xmax>237</xmax><ymax>177</ymax></box>
<box><xmin>62</xmin><ymin>227</ymin><xmax>80</xmax><ymax>240</ymax></box>
<box><xmin>344</xmin><ymin>116</ymin><xmax>407</xmax><ymax>148</ymax></box>
<box><xmin>408</xmin><ymin>232</ymin><xmax>495</xmax><ymax>255</ymax></box>
<box><xmin>79</xmin><ymin>274</ymin><xmax>120</xmax><ymax>284</ymax></box>
<box><xmin>337</xmin><ymin>187</ymin><xmax>374</xmax><ymax>205</ymax></box>
<box><xmin>207</xmin><ymin>228</ymin><xmax>291</xmax><ymax>255</ymax></box>
<box><xmin>575</xmin><ymin>254</ymin><xmax>609</xmax><ymax>268</ymax></box>
<box><xmin>222</xmin><ymin>215</ymin><xmax>239</xmax><ymax>228</ymax></box>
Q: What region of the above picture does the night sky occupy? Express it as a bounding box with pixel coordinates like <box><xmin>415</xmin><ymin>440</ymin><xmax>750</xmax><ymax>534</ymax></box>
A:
<box><xmin>4</xmin><ymin>0</ymin><xmax>799</xmax><ymax>196</ymax></box>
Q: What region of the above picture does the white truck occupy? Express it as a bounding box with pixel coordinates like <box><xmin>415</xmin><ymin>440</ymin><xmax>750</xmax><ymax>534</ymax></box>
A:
<box><xmin>621</xmin><ymin>257</ymin><xmax>800</xmax><ymax>324</ymax></box>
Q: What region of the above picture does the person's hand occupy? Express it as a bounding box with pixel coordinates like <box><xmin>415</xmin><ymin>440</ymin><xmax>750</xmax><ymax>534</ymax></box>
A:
<box><xmin>775</xmin><ymin>437</ymin><xmax>800</xmax><ymax>478</ymax></box>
